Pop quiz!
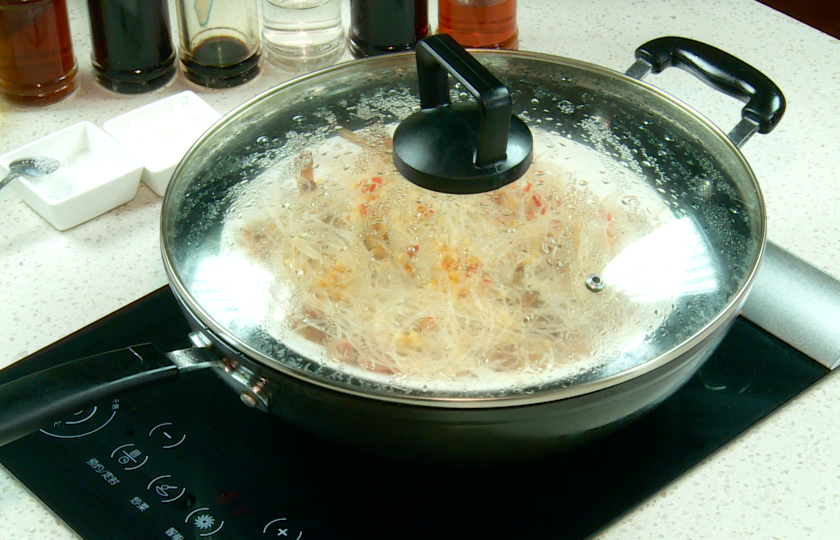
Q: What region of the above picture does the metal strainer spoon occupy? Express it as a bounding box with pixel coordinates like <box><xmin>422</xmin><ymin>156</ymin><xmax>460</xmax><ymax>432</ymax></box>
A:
<box><xmin>0</xmin><ymin>157</ymin><xmax>61</xmax><ymax>191</ymax></box>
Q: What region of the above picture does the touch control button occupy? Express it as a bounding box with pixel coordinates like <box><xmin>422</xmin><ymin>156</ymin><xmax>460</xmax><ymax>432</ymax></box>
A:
<box><xmin>186</xmin><ymin>508</ymin><xmax>224</xmax><ymax>537</ymax></box>
<box><xmin>263</xmin><ymin>518</ymin><xmax>303</xmax><ymax>538</ymax></box>
<box><xmin>110</xmin><ymin>443</ymin><xmax>149</xmax><ymax>470</ymax></box>
<box><xmin>149</xmin><ymin>422</ymin><xmax>187</xmax><ymax>449</ymax></box>
<box><xmin>40</xmin><ymin>399</ymin><xmax>120</xmax><ymax>439</ymax></box>
<box><xmin>148</xmin><ymin>474</ymin><xmax>187</xmax><ymax>503</ymax></box>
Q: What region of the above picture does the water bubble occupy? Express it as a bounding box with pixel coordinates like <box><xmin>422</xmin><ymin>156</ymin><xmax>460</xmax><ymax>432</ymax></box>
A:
<box><xmin>549</xmin><ymin>100</ymin><xmax>576</xmax><ymax>117</ymax></box>
<box><xmin>620</xmin><ymin>195</ymin><xmax>640</xmax><ymax>212</ymax></box>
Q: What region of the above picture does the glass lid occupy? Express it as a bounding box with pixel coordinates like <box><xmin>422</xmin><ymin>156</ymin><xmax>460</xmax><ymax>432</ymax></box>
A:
<box><xmin>161</xmin><ymin>47</ymin><xmax>764</xmax><ymax>404</ymax></box>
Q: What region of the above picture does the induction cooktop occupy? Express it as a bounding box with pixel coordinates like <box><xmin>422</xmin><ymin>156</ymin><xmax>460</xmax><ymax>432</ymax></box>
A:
<box><xmin>0</xmin><ymin>280</ymin><xmax>828</xmax><ymax>540</ymax></box>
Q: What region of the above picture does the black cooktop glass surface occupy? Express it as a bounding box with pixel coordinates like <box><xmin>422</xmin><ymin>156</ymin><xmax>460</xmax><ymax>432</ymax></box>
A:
<box><xmin>0</xmin><ymin>287</ymin><xmax>829</xmax><ymax>540</ymax></box>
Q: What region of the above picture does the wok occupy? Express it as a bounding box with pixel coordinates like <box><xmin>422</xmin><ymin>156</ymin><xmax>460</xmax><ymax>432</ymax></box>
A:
<box><xmin>0</xmin><ymin>36</ymin><xmax>785</xmax><ymax>463</ymax></box>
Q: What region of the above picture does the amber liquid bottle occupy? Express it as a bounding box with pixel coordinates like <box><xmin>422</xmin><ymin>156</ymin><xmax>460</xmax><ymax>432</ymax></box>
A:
<box><xmin>86</xmin><ymin>0</ymin><xmax>176</xmax><ymax>94</ymax></box>
<box><xmin>438</xmin><ymin>0</ymin><xmax>519</xmax><ymax>50</ymax></box>
<box><xmin>0</xmin><ymin>0</ymin><xmax>78</xmax><ymax>106</ymax></box>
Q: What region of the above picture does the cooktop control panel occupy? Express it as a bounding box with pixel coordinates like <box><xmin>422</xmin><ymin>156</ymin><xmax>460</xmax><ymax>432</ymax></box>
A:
<box><xmin>3</xmin><ymin>371</ymin><xmax>318</xmax><ymax>539</ymax></box>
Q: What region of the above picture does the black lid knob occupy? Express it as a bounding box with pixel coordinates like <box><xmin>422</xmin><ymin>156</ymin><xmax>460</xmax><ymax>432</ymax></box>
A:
<box><xmin>392</xmin><ymin>35</ymin><xmax>533</xmax><ymax>194</ymax></box>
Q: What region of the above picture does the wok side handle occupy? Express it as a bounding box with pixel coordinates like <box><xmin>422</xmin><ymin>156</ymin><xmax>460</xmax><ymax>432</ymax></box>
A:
<box><xmin>0</xmin><ymin>344</ymin><xmax>180</xmax><ymax>447</ymax></box>
<box><xmin>630</xmin><ymin>36</ymin><xmax>786</xmax><ymax>144</ymax></box>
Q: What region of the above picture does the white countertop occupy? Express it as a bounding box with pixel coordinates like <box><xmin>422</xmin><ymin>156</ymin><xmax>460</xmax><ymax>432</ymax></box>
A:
<box><xmin>1</xmin><ymin>0</ymin><xmax>839</xmax><ymax>538</ymax></box>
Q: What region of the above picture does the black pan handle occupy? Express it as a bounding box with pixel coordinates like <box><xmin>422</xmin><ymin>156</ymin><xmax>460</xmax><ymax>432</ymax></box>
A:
<box><xmin>633</xmin><ymin>36</ymin><xmax>786</xmax><ymax>135</ymax></box>
<box><xmin>0</xmin><ymin>344</ymin><xmax>215</xmax><ymax>447</ymax></box>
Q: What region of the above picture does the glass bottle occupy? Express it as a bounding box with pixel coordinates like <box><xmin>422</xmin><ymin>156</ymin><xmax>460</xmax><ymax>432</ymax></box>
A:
<box><xmin>0</xmin><ymin>0</ymin><xmax>78</xmax><ymax>107</ymax></box>
<box><xmin>174</xmin><ymin>0</ymin><xmax>261</xmax><ymax>88</ymax></box>
<box><xmin>86</xmin><ymin>0</ymin><xmax>176</xmax><ymax>94</ymax></box>
<box><xmin>437</xmin><ymin>0</ymin><xmax>518</xmax><ymax>50</ymax></box>
<box><xmin>260</xmin><ymin>0</ymin><xmax>345</xmax><ymax>72</ymax></box>
<box><xmin>348</xmin><ymin>0</ymin><xmax>428</xmax><ymax>58</ymax></box>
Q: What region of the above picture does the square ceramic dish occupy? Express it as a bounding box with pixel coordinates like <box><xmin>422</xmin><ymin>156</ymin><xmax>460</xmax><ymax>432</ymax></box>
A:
<box><xmin>103</xmin><ymin>91</ymin><xmax>222</xmax><ymax>196</ymax></box>
<box><xmin>0</xmin><ymin>122</ymin><xmax>143</xmax><ymax>231</ymax></box>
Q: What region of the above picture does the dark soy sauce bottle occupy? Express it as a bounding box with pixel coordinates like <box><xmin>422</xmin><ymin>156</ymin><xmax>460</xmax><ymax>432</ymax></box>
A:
<box><xmin>179</xmin><ymin>36</ymin><xmax>260</xmax><ymax>89</ymax></box>
<box><xmin>349</xmin><ymin>0</ymin><xmax>429</xmax><ymax>57</ymax></box>
<box><xmin>174</xmin><ymin>0</ymin><xmax>261</xmax><ymax>89</ymax></box>
<box><xmin>86</xmin><ymin>0</ymin><xmax>176</xmax><ymax>94</ymax></box>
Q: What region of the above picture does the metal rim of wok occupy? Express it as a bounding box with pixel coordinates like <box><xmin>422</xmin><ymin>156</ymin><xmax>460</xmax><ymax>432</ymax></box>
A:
<box><xmin>161</xmin><ymin>49</ymin><xmax>766</xmax><ymax>409</ymax></box>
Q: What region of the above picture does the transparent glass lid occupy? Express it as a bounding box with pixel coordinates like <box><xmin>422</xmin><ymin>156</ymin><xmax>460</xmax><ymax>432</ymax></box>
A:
<box><xmin>162</xmin><ymin>52</ymin><xmax>764</xmax><ymax>402</ymax></box>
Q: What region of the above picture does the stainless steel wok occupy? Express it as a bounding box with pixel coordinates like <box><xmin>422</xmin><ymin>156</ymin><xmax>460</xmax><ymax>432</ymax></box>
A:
<box><xmin>0</xmin><ymin>36</ymin><xmax>785</xmax><ymax>463</ymax></box>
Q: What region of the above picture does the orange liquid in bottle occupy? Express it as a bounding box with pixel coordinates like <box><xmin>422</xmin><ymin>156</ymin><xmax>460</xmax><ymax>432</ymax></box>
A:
<box><xmin>0</xmin><ymin>0</ymin><xmax>78</xmax><ymax>106</ymax></box>
<box><xmin>438</xmin><ymin>0</ymin><xmax>518</xmax><ymax>50</ymax></box>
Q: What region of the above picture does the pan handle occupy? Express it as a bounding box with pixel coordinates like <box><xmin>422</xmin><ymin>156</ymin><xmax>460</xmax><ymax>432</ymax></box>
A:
<box><xmin>626</xmin><ymin>36</ymin><xmax>786</xmax><ymax>147</ymax></box>
<box><xmin>0</xmin><ymin>344</ymin><xmax>219</xmax><ymax>447</ymax></box>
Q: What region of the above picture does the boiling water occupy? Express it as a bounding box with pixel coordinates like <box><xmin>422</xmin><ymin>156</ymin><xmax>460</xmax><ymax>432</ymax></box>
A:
<box><xmin>260</xmin><ymin>0</ymin><xmax>345</xmax><ymax>71</ymax></box>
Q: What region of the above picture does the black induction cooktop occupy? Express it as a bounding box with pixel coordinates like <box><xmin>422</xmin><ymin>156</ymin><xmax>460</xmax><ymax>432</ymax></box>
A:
<box><xmin>0</xmin><ymin>286</ymin><xmax>828</xmax><ymax>540</ymax></box>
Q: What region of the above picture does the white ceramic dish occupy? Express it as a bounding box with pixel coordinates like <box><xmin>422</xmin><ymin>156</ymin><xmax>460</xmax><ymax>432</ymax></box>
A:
<box><xmin>0</xmin><ymin>122</ymin><xmax>143</xmax><ymax>231</ymax></box>
<box><xmin>103</xmin><ymin>91</ymin><xmax>222</xmax><ymax>196</ymax></box>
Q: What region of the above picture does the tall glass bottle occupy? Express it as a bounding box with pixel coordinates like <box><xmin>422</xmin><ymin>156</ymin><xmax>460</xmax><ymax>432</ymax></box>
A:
<box><xmin>348</xmin><ymin>0</ymin><xmax>428</xmax><ymax>58</ymax></box>
<box><xmin>260</xmin><ymin>0</ymin><xmax>345</xmax><ymax>72</ymax></box>
<box><xmin>174</xmin><ymin>0</ymin><xmax>261</xmax><ymax>88</ymax></box>
<box><xmin>438</xmin><ymin>0</ymin><xmax>518</xmax><ymax>50</ymax></box>
<box><xmin>86</xmin><ymin>0</ymin><xmax>176</xmax><ymax>94</ymax></box>
<box><xmin>0</xmin><ymin>0</ymin><xmax>78</xmax><ymax>107</ymax></box>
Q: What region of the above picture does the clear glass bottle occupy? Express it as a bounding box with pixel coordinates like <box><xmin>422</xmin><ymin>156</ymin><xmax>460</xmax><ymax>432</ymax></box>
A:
<box><xmin>0</xmin><ymin>0</ymin><xmax>78</xmax><ymax>107</ymax></box>
<box><xmin>348</xmin><ymin>0</ymin><xmax>429</xmax><ymax>58</ymax></box>
<box><xmin>438</xmin><ymin>0</ymin><xmax>518</xmax><ymax>50</ymax></box>
<box><xmin>260</xmin><ymin>0</ymin><xmax>345</xmax><ymax>72</ymax></box>
<box><xmin>86</xmin><ymin>0</ymin><xmax>176</xmax><ymax>94</ymax></box>
<box><xmin>174</xmin><ymin>0</ymin><xmax>261</xmax><ymax>88</ymax></box>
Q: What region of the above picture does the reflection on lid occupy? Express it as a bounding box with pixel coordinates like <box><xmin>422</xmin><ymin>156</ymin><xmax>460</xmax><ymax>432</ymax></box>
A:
<box><xmin>189</xmin><ymin>255</ymin><xmax>275</xmax><ymax>329</ymax></box>
<box><xmin>603</xmin><ymin>217</ymin><xmax>719</xmax><ymax>303</ymax></box>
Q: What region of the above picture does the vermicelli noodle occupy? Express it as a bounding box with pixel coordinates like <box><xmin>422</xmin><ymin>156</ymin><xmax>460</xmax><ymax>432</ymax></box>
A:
<box><xmin>227</xmin><ymin>125</ymin><xmax>671</xmax><ymax>390</ymax></box>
